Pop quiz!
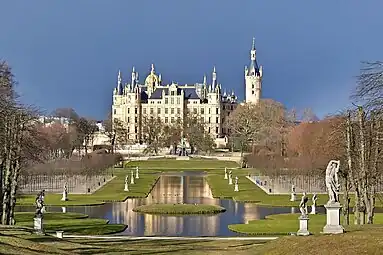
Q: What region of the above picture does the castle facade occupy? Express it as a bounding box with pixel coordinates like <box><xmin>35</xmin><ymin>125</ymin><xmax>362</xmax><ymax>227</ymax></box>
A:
<box><xmin>112</xmin><ymin>38</ymin><xmax>262</xmax><ymax>144</ymax></box>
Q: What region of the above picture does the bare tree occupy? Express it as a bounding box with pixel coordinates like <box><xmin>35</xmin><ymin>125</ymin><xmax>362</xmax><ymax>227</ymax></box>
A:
<box><xmin>141</xmin><ymin>115</ymin><xmax>165</xmax><ymax>155</ymax></box>
<box><xmin>352</xmin><ymin>61</ymin><xmax>383</xmax><ymax>113</ymax></box>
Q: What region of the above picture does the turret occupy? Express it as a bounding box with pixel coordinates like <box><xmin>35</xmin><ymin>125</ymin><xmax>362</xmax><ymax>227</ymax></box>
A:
<box><xmin>245</xmin><ymin>37</ymin><xmax>262</xmax><ymax>104</ymax></box>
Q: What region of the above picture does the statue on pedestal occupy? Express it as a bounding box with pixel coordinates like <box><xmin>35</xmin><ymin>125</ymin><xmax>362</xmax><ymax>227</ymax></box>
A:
<box><xmin>325</xmin><ymin>160</ymin><xmax>340</xmax><ymax>204</ymax></box>
<box><xmin>299</xmin><ymin>192</ymin><xmax>308</xmax><ymax>217</ymax></box>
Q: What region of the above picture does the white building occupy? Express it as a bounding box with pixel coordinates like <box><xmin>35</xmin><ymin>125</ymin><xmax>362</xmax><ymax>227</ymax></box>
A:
<box><xmin>112</xmin><ymin>38</ymin><xmax>263</xmax><ymax>144</ymax></box>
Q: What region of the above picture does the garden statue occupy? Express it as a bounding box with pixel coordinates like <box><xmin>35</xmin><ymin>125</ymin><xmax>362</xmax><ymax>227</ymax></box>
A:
<box><xmin>136</xmin><ymin>166</ymin><xmax>139</xmax><ymax>179</ymax></box>
<box><xmin>130</xmin><ymin>170</ymin><xmax>135</xmax><ymax>184</ymax></box>
<box><xmin>224</xmin><ymin>167</ymin><xmax>228</xmax><ymax>179</ymax></box>
<box><xmin>124</xmin><ymin>175</ymin><xmax>129</xmax><ymax>191</ymax></box>
<box><xmin>61</xmin><ymin>183</ymin><xmax>68</xmax><ymax>201</ymax></box>
<box><xmin>35</xmin><ymin>190</ymin><xmax>45</xmax><ymax>218</ymax></box>
<box><xmin>299</xmin><ymin>192</ymin><xmax>308</xmax><ymax>216</ymax></box>
<box><xmin>310</xmin><ymin>193</ymin><xmax>318</xmax><ymax>214</ymax></box>
<box><xmin>290</xmin><ymin>184</ymin><xmax>296</xmax><ymax>201</ymax></box>
<box><xmin>325</xmin><ymin>160</ymin><xmax>341</xmax><ymax>204</ymax></box>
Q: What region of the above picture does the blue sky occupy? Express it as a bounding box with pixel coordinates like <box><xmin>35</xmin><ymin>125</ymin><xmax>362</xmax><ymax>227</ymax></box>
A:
<box><xmin>1</xmin><ymin>0</ymin><xmax>383</xmax><ymax>120</ymax></box>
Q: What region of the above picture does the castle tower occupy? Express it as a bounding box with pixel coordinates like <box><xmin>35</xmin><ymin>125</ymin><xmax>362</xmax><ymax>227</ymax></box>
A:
<box><xmin>244</xmin><ymin>38</ymin><xmax>262</xmax><ymax>104</ymax></box>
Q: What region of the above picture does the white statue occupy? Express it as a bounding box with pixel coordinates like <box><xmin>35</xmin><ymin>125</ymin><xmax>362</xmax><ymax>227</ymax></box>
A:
<box><xmin>290</xmin><ymin>184</ymin><xmax>296</xmax><ymax>202</ymax></box>
<box><xmin>325</xmin><ymin>160</ymin><xmax>341</xmax><ymax>204</ymax></box>
<box><xmin>299</xmin><ymin>192</ymin><xmax>308</xmax><ymax>216</ymax></box>
<box><xmin>310</xmin><ymin>193</ymin><xmax>318</xmax><ymax>214</ymax></box>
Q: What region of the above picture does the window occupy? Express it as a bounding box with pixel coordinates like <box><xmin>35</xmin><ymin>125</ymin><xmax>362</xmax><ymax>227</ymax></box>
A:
<box><xmin>171</xmin><ymin>117</ymin><xmax>175</xmax><ymax>123</ymax></box>
<box><xmin>223</xmin><ymin>105</ymin><xmax>225</xmax><ymax>110</ymax></box>
<box><xmin>135</xmin><ymin>126</ymin><xmax>138</xmax><ymax>133</ymax></box>
<box><xmin>127</xmin><ymin>127</ymin><xmax>130</xmax><ymax>133</ymax></box>
<box><xmin>201</xmin><ymin>108</ymin><xmax>204</xmax><ymax>114</ymax></box>
<box><xmin>171</xmin><ymin>98</ymin><xmax>174</xmax><ymax>104</ymax></box>
<box><xmin>216</xmin><ymin>127</ymin><xmax>219</xmax><ymax>133</ymax></box>
<box><xmin>216</xmin><ymin>117</ymin><xmax>219</xmax><ymax>123</ymax></box>
<box><xmin>165</xmin><ymin>98</ymin><xmax>168</xmax><ymax>104</ymax></box>
<box><xmin>216</xmin><ymin>108</ymin><xmax>219</xmax><ymax>114</ymax></box>
<box><xmin>127</xmin><ymin>117</ymin><xmax>130</xmax><ymax>123</ymax></box>
<box><xmin>171</xmin><ymin>91</ymin><xmax>175</xmax><ymax>96</ymax></box>
<box><xmin>208</xmin><ymin>117</ymin><xmax>211</xmax><ymax>123</ymax></box>
<box><xmin>193</xmin><ymin>108</ymin><xmax>197</xmax><ymax>114</ymax></box>
<box><xmin>150</xmin><ymin>108</ymin><xmax>154</xmax><ymax>114</ymax></box>
<box><xmin>135</xmin><ymin>117</ymin><xmax>137</xmax><ymax>123</ymax></box>
<box><xmin>227</xmin><ymin>112</ymin><xmax>230</xmax><ymax>116</ymax></box>
<box><xmin>143</xmin><ymin>108</ymin><xmax>146</xmax><ymax>114</ymax></box>
<box><xmin>177</xmin><ymin>108</ymin><xmax>181</xmax><ymax>114</ymax></box>
<box><xmin>135</xmin><ymin>108</ymin><xmax>138</xmax><ymax>114</ymax></box>
<box><xmin>208</xmin><ymin>108</ymin><xmax>211</xmax><ymax>114</ymax></box>
<box><xmin>177</xmin><ymin>98</ymin><xmax>180</xmax><ymax>104</ymax></box>
<box><xmin>165</xmin><ymin>117</ymin><xmax>168</xmax><ymax>123</ymax></box>
<box><xmin>252</xmin><ymin>90</ymin><xmax>255</xmax><ymax>95</ymax></box>
<box><xmin>127</xmin><ymin>108</ymin><xmax>130</xmax><ymax>114</ymax></box>
<box><xmin>165</xmin><ymin>108</ymin><xmax>168</xmax><ymax>114</ymax></box>
<box><xmin>222</xmin><ymin>128</ymin><xmax>224</xmax><ymax>133</ymax></box>
<box><xmin>208</xmin><ymin>127</ymin><xmax>211</xmax><ymax>133</ymax></box>
<box><xmin>113</xmin><ymin>109</ymin><xmax>116</xmax><ymax>114</ymax></box>
<box><xmin>193</xmin><ymin>101</ymin><xmax>197</xmax><ymax>104</ymax></box>
<box><xmin>157</xmin><ymin>108</ymin><xmax>161</xmax><ymax>114</ymax></box>
<box><xmin>252</xmin><ymin>84</ymin><xmax>254</xmax><ymax>89</ymax></box>
<box><xmin>171</xmin><ymin>108</ymin><xmax>174</xmax><ymax>114</ymax></box>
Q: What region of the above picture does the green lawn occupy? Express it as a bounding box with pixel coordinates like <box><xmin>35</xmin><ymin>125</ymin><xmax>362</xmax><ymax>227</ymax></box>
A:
<box><xmin>0</xmin><ymin>226</ymin><xmax>266</xmax><ymax>255</ymax></box>
<box><xmin>14</xmin><ymin>212</ymin><xmax>126</xmax><ymax>235</ymax></box>
<box><xmin>228</xmin><ymin>213</ymin><xmax>383</xmax><ymax>235</ymax></box>
<box><xmin>125</xmin><ymin>159</ymin><xmax>240</xmax><ymax>169</ymax></box>
<box><xmin>17</xmin><ymin>168</ymin><xmax>160</xmax><ymax>206</ymax></box>
<box><xmin>17</xmin><ymin>159</ymin><xmax>380</xmax><ymax>208</ymax></box>
<box><xmin>133</xmin><ymin>203</ymin><xmax>226</xmax><ymax>215</ymax></box>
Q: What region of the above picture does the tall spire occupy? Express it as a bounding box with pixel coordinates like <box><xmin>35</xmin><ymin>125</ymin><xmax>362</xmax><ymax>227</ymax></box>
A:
<box><xmin>247</xmin><ymin>38</ymin><xmax>259</xmax><ymax>76</ymax></box>
<box><xmin>131</xmin><ymin>66</ymin><xmax>137</xmax><ymax>88</ymax></box>
<box><xmin>212</xmin><ymin>66</ymin><xmax>217</xmax><ymax>89</ymax></box>
<box><xmin>203</xmin><ymin>74</ymin><xmax>207</xmax><ymax>85</ymax></box>
<box><xmin>151</xmin><ymin>63</ymin><xmax>155</xmax><ymax>74</ymax></box>
<box><xmin>117</xmin><ymin>69</ymin><xmax>123</xmax><ymax>95</ymax></box>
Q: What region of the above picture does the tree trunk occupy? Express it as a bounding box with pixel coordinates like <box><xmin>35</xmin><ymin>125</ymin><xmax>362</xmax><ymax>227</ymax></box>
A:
<box><xmin>342</xmin><ymin>175</ymin><xmax>350</xmax><ymax>225</ymax></box>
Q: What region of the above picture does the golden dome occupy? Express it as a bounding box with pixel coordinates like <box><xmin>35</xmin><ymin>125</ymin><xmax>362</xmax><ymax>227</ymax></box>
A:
<box><xmin>145</xmin><ymin>64</ymin><xmax>159</xmax><ymax>87</ymax></box>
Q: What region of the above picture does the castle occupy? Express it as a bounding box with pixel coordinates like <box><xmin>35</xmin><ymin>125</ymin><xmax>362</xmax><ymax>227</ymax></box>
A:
<box><xmin>112</xmin><ymin>38</ymin><xmax>263</xmax><ymax>144</ymax></box>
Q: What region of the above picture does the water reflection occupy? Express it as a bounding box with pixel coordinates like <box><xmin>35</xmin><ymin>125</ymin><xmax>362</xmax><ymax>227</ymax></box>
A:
<box><xmin>16</xmin><ymin>173</ymin><xmax>327</xmax><ymax>236</ymax></box>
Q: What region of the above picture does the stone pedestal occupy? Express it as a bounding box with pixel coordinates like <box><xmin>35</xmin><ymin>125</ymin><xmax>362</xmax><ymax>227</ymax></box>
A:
<box><xmin>62</xmin><ymin>207</ymin><xmax>66</xmax><ymax>213</ymax></box>
<box><xmin>34</xmin><ymin>217</ymin><xmax>44</xmax><ymax>234</ymax></box>
<box><xmin>229</xmin><ymin>177</ymin><xmax>233</xmax><ymax>185</ymax></box>
<box><xmin>61</xmin><ymin>191</ymin><xmax>67</xmax><ymax>201</ymax></box>
<box><xmin>234</xmin><ymin>183</ymin><xmax>239</xmax><ymax>192</ymax></box>
<box><xmin>56</xmin><ymin>231</ymin><xmax>64</xmax><ymax>239</ymax></box>
<box><xmin>124</xmin><ymin>183</ymin><xmax>129</xmax><ymax>191</ymax></box>
<box><xmin>135</xmin><ymin>170</ymin><xmax>139</xmax><ymax>179</ymax></box>
<box><xmin>176</xmin><ymin>156</ymin><xmax>190</xmax><ymax>160</ymax></box>
<box><xmin>290</xmin><ymin>193</ymin><xmax>296</xmax><ymax>202</ymax></box>
<box><xmin>310</xmin><ymin>205</ymin><xmax>316</xmax><ymax>215</ymax></box>
<box><xmin>297</xmin><ymin>216</ymin><xmax>310</xmax><ymax>236</ymax></box>
<box><xmin>323</xmin><ymin>202</ymin><xmax>344</xmax><ymax>234</ymax></box>
<box><xmin>224</xmin><ymin>172</ymin><xmax>228</xmax><ymax>180</ymax></box>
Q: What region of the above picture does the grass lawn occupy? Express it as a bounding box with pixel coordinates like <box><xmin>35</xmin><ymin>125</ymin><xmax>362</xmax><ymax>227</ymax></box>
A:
<box><xmin>14</xmin><ymin>212</ymin><xmax>126</xmax><ymax>235</ymax></box>
<box><xmin>133</xmin><ymin>203</ymin><xmax>226</xmax><ymax>215</ymax></box>
<box><xmin>258</xmin><ymin>224</ymin><xmax>383</xmax><ymax>255</ymax></box>
<box><xmin>0</xmin><ymin>226</ymin><xmax>266</xmax><ymax>255</ymax></box>
<box><xmin>16</xmin><ymin>168</ymin><xmax>160</xmax><ymax>206</ymax></box>
<box><xmin>125</xmin><ymin>159</ymin><xmax>240</xmax><ymax>169</ymax></box>
<box><xmin>228</xmin><ymin>213</ymin><xmax>383</xmax><ymax>235</ymax></box>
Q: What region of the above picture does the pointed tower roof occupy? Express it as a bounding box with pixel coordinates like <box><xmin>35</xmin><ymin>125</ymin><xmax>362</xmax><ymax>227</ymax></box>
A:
<box><xmin>117</xmin><ymin>69</ymin><xmax>123</xmax><ymax>95</ymax></box>
<box><xmin>247</xmin><ymin>37</ymin><xmax>260</xmax><ymax>76</ymax></box>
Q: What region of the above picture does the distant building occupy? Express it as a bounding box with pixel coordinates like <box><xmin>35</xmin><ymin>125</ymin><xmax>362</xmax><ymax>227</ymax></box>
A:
<box><xmin>112</xmin><ymin>38</ymin><xmax>263</xmax><ymax>144</ymax></box>
<box><xmin>38</xmin><ymin>116</ymin><xmax>70</xmax><ymax>129</ymax></box>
